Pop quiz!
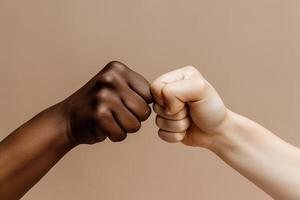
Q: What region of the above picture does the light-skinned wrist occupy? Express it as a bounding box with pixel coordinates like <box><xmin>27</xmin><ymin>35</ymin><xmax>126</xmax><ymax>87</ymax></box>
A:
<box><xmin>206</xmin><ymin>109</ymin><xmax>242</xmax><ymax>155</ymax></box>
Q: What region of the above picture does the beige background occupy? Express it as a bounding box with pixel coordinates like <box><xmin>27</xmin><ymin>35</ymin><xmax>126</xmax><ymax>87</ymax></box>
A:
<box><xmin>0</xmin><ymin>0</ymin><xmax>300</xmax><ymax>199</ymax></box>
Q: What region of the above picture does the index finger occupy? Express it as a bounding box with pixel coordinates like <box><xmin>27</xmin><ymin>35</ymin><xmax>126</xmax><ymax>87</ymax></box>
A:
<box><xmin>127</xmin><ymin>70</ymin><xmax>153</xmax><ymax>104</ymax></box>
<box><xmin>150</xmin><ymin>67</ymin><xmax>187</xmax><ymax>107</ymax></box>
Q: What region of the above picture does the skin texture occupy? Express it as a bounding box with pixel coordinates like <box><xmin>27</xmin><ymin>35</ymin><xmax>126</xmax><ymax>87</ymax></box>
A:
<box><xmin>151</xmin><ymin>66</ymin><xmax>300</xmax><ymax>200</ymax></box>
<box><xmin>65</xmin><ymin>61</ymin><xmax>153</xmax><ymax>144</ymax></box>
<box><xmin>0</xmin><ymin>61</ymin><xmax>153</xmax><ymax>200</ymax></box>
<box><xmin>151</xmin><ymin>66</ymin><xmax>227</xmax><ymax>146</ymax></box>
<box><xmin>2</xmin><ymin>62</ymin><xmax>300</xmax><ymax>200</ymax></box>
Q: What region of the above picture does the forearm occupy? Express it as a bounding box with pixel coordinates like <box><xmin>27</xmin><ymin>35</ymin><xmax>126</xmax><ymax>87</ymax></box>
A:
<box><xmin>209</xmin><ymin>110</ymin><xmax>300</xmax><ymax>200</ymax></box>
<box><xmin>0</xmin><ymin>61</ymin><xmax>152</xmax><ymax>199</ymax></box>
<box><xmin>0</xmin><ymin>103</ymin><xmax>74</xmax><ymax>200</ymax></box>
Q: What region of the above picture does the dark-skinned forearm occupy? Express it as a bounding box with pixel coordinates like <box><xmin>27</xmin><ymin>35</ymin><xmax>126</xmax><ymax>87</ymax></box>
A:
<box><xmin>0</xmin><ymin>61</ymin><xmax>153</xmax><ymax>200</ymax></box>
<box><xmin>0</xmin><ymin>103</ymin><xmax>74</xmax><ymax>200</ymax></box>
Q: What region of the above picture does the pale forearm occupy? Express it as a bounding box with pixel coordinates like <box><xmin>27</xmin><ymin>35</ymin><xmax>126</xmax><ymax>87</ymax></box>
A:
<box><xmin>151</xmin><ymin>66</ymin><xmax>300</xmax><ymax>199</ymax></box>
<box><xmin>0</xmin><ymin>103</ymin><xmax>74</xmax><ymax>200</ymax></box>
<box><xmin>210</xmin><ymin>111</ymin><xmax>300</xmax><ymax>200</ymax></box>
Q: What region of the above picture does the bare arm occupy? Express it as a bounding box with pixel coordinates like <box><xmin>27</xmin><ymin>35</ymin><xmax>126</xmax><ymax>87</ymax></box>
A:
<box><xmin>151</xmin><ymin>66</ymin><xmax>300</xmax><ymax>200</ymax></box>
<box><xmin>210</xmin><ymin>111</ymin><xmax>300</xmax><ymax>200</ymax></box>
<box><xmin>0</xmin><ymin>61</ymin><xmax>153</xmax><ymax>200</ymax></box>
<box><xmin>0</xmin><ymin>104</ymin><xmax>72</xmax><ymax>200</ymax></box>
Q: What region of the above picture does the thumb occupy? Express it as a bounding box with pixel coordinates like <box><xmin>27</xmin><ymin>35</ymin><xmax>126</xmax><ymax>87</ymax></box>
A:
<box><xmin>162</xmin><ymin>78</ymin><xmax>206</xmax><ymax>115</ymax></box>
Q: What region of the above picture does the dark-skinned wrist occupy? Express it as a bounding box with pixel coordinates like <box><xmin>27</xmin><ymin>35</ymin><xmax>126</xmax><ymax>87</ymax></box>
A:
<box><xmin>43</xmin><ymin>102</ymin><xmax>78</xmax><ymax>150</ymax></box>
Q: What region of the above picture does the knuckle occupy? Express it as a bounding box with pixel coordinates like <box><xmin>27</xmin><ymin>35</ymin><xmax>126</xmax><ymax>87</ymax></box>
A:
<box><xmin>175</xmin><ymin>109</ymin><xmax>188</xmax><ymax>120</ymax></box>
<box><xmin>106</xmin><ymin>61</ymin><xmax>128</xmax><ymax>72</ymax></box>
<box><xmin>126</xmin><ymin>120</ymin><xmax>141</xmax><ymax>133</ymax></box>
<box><xmin>150</xmin><ymin>81</ymin><xmax>161</xmax><ymax>96</ymax></box>
<box><xmin>139</xmin><ymin>106</ymin><xmax>151</xmax><ymax>121</ymax></box>
<box><xmin>177</xmin><ymin>118</ymin><xmax>191</xmax><ymax>132</ymax></box>
<box><xmin>97</xmin><ymin>88</ymin><xmax>113</xmax><ymax>101</ymax></box>
<box><xmin>158</xmin><ymin>130</ymin><xmax>184</xmax><ymax>143</ymax></box>
<box><xmin>95</xmin><ymin>105</ymin><xmax>110</xmax><ymax>119</ymax></box>
<box><xmin>195</xmin><ymin>78</ymin><xmax>207</xmax><ymax>92</ymax></box>
<box><xmin>184</xmin><ymin>65</ymin><xmax>197</xmax><ymax>71</ymax></box>
<box><xmin>95</xmin><ymin>133</ymin><xmax>107</xmax><ymax>143</ymax></box>
<box><xmin>177</xmin><ymin>123</ymin><xmax>187</xmax><ymax>132</ymax></box>
<box><xmin>155</xmin><ymin>115</ymin><xmax>163</xmax><ymax>127</ymax></box>
<box><xmin>152</xmin><ymin>103</ymin><xmax>159</xmax><ymax>114</ymax></box>
<box><xmin>100</xmin><ymin>74</ymin><xmax>115</xmax><ymax>84</ymax></box>
<box><xmin>184</xmin><ymin>65</ymin><xmax>204</xmax><ymax>78</ymax></box>
<box><xmin>184</xmin><ymin>65</ymin><xmax>200</xmax><ymax>75</ymax></box>
<box><xmin>162</xmin><ymin>84</ymin><xmax>173</xmax><ymax>98</ymax></box>
<box><xmin>109</xmin><ymin>132</ymin><xmax>127</xmax><ymax>142</ymax></box>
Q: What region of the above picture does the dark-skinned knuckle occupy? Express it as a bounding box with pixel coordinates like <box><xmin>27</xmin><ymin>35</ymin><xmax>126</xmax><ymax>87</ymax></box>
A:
<box><xmin>127</xmin><ymin>121</ymin><xmax>141</xmax><ymax>133</ymax></box>
<box><xmin>95</xmin><ymin>105</ymin><xmax>110</xmax><ymax>119</ymax></box>
<box><xmin>139</xmin><ymin>106</ymin><xmax>151</xmax><ymax>121</ymax></box>
<box><xmin>106</xmin><ymin>61</ymin><xmax>127</xmax><ymax>72</ymax></box>
<box><xmin>145</xmin><ymin>94</ymin><xmax>154</xmax><ymax>104</ymax></box>
<box><xmin>97</xmin><ymin>89</ymin><xmax>112</xmax><ymax>101</ymax></box>
<box><xmin>95</xmin><ymin>134</ymin><xmax>107</xmax><ymax>143</ymax></box>
<box><xmin>98</xmin><ymin>73</ymin><xmax>116</xmax><ymax>85</ymax></box>
<box><xmin>109</xmin><ymin>132</ymin><xmax>127</xmax><ymax>142</ymax></box>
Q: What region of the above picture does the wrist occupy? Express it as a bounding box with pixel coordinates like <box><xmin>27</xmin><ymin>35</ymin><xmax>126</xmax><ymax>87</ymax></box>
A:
<box><xmin>205</xmin><ymin>109</ymin><xmax>242</xmax><ymax>154</ymax></box>
<box><xmin>43</xmin><ymin>102</ymin><xmax>78</xmax><ymax>149</ymax></box>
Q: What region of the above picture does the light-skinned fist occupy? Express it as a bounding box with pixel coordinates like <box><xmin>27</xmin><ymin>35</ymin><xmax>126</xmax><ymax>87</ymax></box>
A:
<box><xmin>151</xmin><ymin>66</ymin><xmax>230</xmax><ymax>148</ymax></box>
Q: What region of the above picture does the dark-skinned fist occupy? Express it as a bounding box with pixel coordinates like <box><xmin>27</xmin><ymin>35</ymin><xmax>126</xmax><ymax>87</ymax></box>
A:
<box><xmin>61</xmin><ymin>61</ymin><xmax>153</xmax><ymax>145</ymax></box>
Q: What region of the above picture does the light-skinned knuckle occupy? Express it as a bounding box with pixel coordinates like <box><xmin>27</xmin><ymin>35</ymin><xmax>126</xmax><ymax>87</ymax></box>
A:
<box><xmin>167</xmin><ymin>107</ymin><xmax>178</xmax><ymax>116</ymax></box>
<box><xmin>158</xmin><ymin>130</ymin><xmax>168</xmax><ymax>141</ymax></box>
<box><xmin>162</xmin><ymin>84</ymin><xmax>173</xmax><ymax>98</ymax></box>
<box><xmin>178</xmin><ymin>119</ymin><xmax>190</xmax><ymax>131</ymax></box>
<box><xmin>195</xmin><ymin>78</ymin><xmax>207</xmax><ymax>92</ymax></box>
<box><xmin>158</xmin><ymin>130</ymin><xmax>180</xmax><ymax>143</ymax></box>
<box><xmin>177</xmin><ymin>123</ymin><xmax>187</xmax><ymax>132</ymax></box>
<box><xmin>151</xmin><ymin>79</ymin><xmax>165</xmax><ymax>92</ymax></box>
<box><xmin>176</xmin><ymin>111</ymin><xmax>187</xmax><ymax>120</ymax></box>
<box><xmin>185</xmin><ymin>65</ymin><xmax>197</xmax><ymax>71</ymax></box>
<box><xmin>155</xmin><ymin>115</ymin><xmax>163</xmax><ymax>127</ymax></box>
<box><xmin>155</xmin><ymin>115</ymin><xmax>159</xmax><ymax>125</ymax></box>
<box><xmin>152</xmin><ymin>104</ymin><xmax>159</xmax><ymax>114</ymax></box>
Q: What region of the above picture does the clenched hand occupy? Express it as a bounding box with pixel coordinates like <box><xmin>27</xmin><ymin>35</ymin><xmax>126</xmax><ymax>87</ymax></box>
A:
<box><xmin>151</xmin><ymin>66</ymin><xmax>228</xmax><ymax>148</ymax></box>
<box><xmin>62</xmin><ymin>61</ymin><xmax>153</xmax><ymax>145</ymax></box>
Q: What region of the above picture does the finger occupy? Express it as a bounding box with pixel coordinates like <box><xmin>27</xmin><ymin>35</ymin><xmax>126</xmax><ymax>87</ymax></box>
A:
<box><xmin>95</xmin><ymin>106</ymin><xmax>127</xmax><ymax>142</ymax></box>
<box><xmin>181</xmin><ymin>123</ymin><xmax>204</xmax><ymax>146</ymax></box>
<box><xmin>110</xmin><ymin>98</ymin><xmax>141</xmax><ymax>133</ymax></box>
<box><xmin>150</xmin><ymin>66</ymin><xmax>201</xmax><ymax>106</ymax></box>
<box><xmin>121</xmin><ymin>87</ymin><xmax>152</xmax><ymax>121</ymax></box>
<box><xmin>153</xmin><ymin>103</ymin><xmax>188</xmax><ymax>120</ymax></box>
<box><xmin>155</xmin><ymin>115</ymin><xmax>191</xmax><ymax>133</ymax></box>
<box><xmin>158</xmin><ymin>129</ymin><xmax>186</xmax><ymax>143</ymax></box>
<box><xmin>127</xmin><ymin>70</ymin><xmax>153</xmax><ymax>103</ymax></box>
<box><xmin>162</xmin><ymin>78</ymin><xmax>206</xmax><ymax>115</ymax></box>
